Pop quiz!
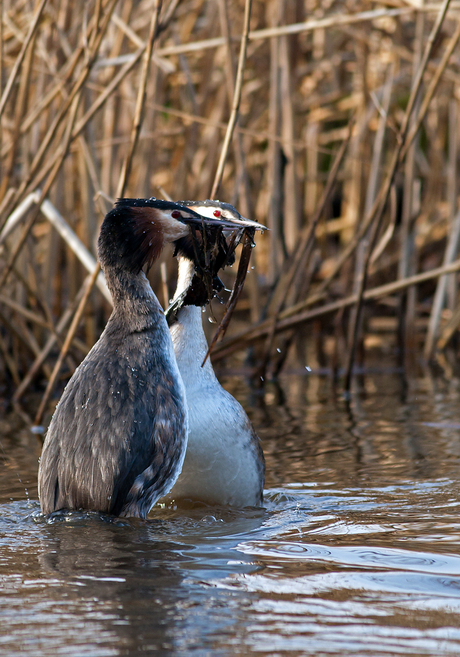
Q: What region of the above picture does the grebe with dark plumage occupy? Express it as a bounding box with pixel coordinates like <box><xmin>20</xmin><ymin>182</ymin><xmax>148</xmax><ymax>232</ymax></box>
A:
<box><xmin>38</xmin><ymin>198</ymin><xmax>245</xmax><ymax>518</ymax></box>
<box><xmin>163</xmin><ymin>200</ymin><xmax>266</xmax><ymax>508</ymax></box>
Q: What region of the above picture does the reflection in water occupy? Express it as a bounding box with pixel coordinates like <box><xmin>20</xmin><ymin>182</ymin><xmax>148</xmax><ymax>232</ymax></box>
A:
<box><xmin>2</xmin><ymin>373</ymin><xmax>460</xmax><ymax>654</ymax></box>
<box><xmin>1</xmin><ymin>504</ymin><xmax>265</xmax><ymax>654</ymax></box>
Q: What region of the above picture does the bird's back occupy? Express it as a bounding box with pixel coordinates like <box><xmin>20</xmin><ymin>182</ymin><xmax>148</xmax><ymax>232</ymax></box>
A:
<box><xmin>39</xmin><ymin>316</ymin><xmax>188</xmax><ymax>518</ymax></box>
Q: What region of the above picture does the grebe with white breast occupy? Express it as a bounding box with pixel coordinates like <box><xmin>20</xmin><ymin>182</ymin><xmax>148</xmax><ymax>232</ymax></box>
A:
<box><xmin>163</xmin><ymin>200</ymin><xmax>266</xmax><ymax>508</ymax></box>
<box><xmin>38</xmin><ymin>198</ymin><xmax>245</xmax><ymax>518</ymax></box>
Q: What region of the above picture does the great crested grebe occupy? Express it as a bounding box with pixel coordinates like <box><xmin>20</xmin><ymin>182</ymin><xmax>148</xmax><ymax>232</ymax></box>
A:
<box><xmin>163</xmin><ymin>200</ymin><xmax>266</xmax><ymax>508</ymax></box>
<box><xmin>38</xmin><ymin>198</ymin><xmax>245</xmax><ymax>518</ymax></box>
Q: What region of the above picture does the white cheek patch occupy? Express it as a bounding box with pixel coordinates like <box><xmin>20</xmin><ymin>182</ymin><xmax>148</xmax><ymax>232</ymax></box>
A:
<box><xmin>161</xmin><ymin>218</ymin><xmax>190</xmax><ymax>242</ymax></box>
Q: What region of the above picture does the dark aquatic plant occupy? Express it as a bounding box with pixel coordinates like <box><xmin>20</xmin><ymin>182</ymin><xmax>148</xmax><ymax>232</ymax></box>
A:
<box><xmin>166</xmin><ymin>199</ymin><xmax>264</xmax><ymax>363</ymax></box>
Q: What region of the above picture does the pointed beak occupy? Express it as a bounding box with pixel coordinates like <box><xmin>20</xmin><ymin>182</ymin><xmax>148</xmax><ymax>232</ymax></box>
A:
<box><xmin>178</xmin><ymin>207</ymin><xmax>262</xmax><ymax>230</ymax></box>
<box><xmin>224</xmin><ymin>215</ymin><xmax>267</xmax><ymax>231</ymax></box>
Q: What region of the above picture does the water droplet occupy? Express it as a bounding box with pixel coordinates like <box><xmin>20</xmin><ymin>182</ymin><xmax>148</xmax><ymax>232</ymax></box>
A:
<box><xmin>251</xmin><ymin>266</ymin><xmax>255</xmax><ymax>270</ymax></box>
<box><xmin>31</xmin><ymin>425</ymin><xmax>44</xmax><ymax>435</ymax></box>
<box><xmin>260</xmin><ymin>376</ymin><xmax>264</xmax><ymax>381</ymax></box>
<box><xmin>276</xmin><ymin>348</ymin><xmax>281</xmax><ymax>353</ymax></box>
<box><xmin>305</xmin><ymin>366</ymin><xmax>311</xmax><ymax>372</ymax></box>
<box><xmin>201</xmin><ymin>515</ymin><xmax>218</xmax><ymax>523</ymax></box>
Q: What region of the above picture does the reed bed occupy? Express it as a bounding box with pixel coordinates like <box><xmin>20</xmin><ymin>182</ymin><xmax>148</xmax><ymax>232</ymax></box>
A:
<box><xmin>1</xmin><ymin>0</ymin><xmax>460</xmax><ymax>414</ymax></box>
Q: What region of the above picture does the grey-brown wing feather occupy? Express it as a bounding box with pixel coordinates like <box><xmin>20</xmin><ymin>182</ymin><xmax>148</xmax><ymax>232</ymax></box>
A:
<box><xmin>39</xmin><ymin>328</ymin><xmax>187</xmax><ymax>518</ymax></box>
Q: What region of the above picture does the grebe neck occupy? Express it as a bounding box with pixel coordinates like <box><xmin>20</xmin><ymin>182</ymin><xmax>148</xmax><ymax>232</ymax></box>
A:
<box><xmin>174</xmin><ymin>256</ymin><xmax>195</xmax><ymax>298</ymax></box>
<box><xmin>170</xmin><ymin>257</ymin><xmax>217</xmax><ymax>386</ymax></box>
<box><xmin>103</xmin><ymin>266</ymin><xmax>163</xmax><ymax>332</ymax></box>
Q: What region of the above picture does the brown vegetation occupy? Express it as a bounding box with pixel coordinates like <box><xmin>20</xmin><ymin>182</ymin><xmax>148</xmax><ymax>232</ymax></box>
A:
<box><xmin>1</xmin><ymin>0</ymin><xmax>460</xmax><ymax>416</ymax></box>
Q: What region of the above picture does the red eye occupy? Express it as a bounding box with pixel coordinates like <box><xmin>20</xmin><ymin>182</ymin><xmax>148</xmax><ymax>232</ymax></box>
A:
<box><xmin>213</xmin><ymin>209</ymin><xmax>221</xmax><ymax>218</ymax></box>
<box><xmin>171</xmin><ymin>210</ymin><xmax>181</xmax><ymax>219</ymax></box>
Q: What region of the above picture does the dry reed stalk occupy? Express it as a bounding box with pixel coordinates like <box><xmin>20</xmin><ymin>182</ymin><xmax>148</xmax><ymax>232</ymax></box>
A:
<box><xmin>0</xmin><ymin>0</ymin><xmax>3</xmax><ymax>146</ymax></box>
<box><xmin>0</xmin><ymin>293</ymin><xmax>50</xmax><ymax>329</ymax></box>
<box><xmin>425</xmin><ymin>208</ymin><xmax>460</xmax><ymax>358</ymax></box>
<box><xmin>2</xmin><ymin>193</ymin><xmax>109</xmax><ymax>299</ymax></box>
<box><xmin>424</xmin><ymin>96</ymin><xmax>460</xmax><ymax>358</ymax></box>
<box><xmin>370</xmin><ymin>185</ymin><xmax>398</xmax><ymax>266</ymax></box>
<box><xmin>282</xmin><ymin>0</ymin><xmax>454</xmax><ymax>389</ymax></box>
<box><xmin>397</xmin><ymin>10</ymin><xmax>424</xmax><ymax>373</ymax></box>
<box><xmin>266</xmin><ymin>0</ymin><xmax>284</xmax><ymax>285</ymax></box>
<box><xmin>115</xmin><ymin>0</ymin><xmax>162</xmax><ymax>197</ymax></box>
<box><xmin>0</xmin><ymin>0</ymin><xmax>48</xmax><ymax>119</ymax></box>
<box><xmin>260</xmin><ymin>121</ymin><xmax>353</xmax><ymax>374</ymax></box>
<box><xmin>151</xmin><ymin>6</ymin><xmax>431</xmax><ymax>59</ymax></box>
<box><xmin>0</xmin><ymin>304</ymin><xmax>48</xmax><ymax>375</ymax></box>
<box><xmin>270</xmin><ymin>249</ymin><xmax>321</xmax><ymax>378</ymax></box>
<box><xmin>0</xmin><ymin>45</ymin><xmax>83</xmax><ymax>163</ymax></box>
<box><xmin>39</xmin><ymin>197</ymin><xmax>110</xmax><ymax>301</ymax></box>
<box><xmin>135</xmin><ymin>99</ymin><xmax>335</xmax><ymax>154</ymax></box>
<box><xmin>8</xmin><ymin>47</ymin><xmax>85</xmax><ymax>206</ymax></box>
<box><xmin>160</xmin><ymin>261</ymin><xmax>169</xmax><ymax>308</ymax></box>
<box><xmin>212</xmin><ymin>257</ymin><xmax>460</xmax><ymax>361</ymax></box>
<box><xmin>21</xmin><ymin>1</ymin><xmax>121</xmax><ymax>200</ymax></box>
<box><xmin>210</xmin><ymin>0</ymin><xmax>253</xmax><ymax>198</ymax></box>
<box><xmin>77</xmin><ymin>135</ymin><xmax>100</xmax><ymax>242</ymax></box>
<box><xmin>34</xmin><ymin>262</ymin><xmax>101</xmax><ymax>427</ymax></box>
<box><xmin>437</xmin><ymin>304</ymin><xmax>460</xmax><ymax>351</ymax></box>
<box><xmin>218</xmin><ymin>0</ymin><xmax>260</xmax><ymax>322</ymax></box>
<box><xmin>0</xmin><ymin>330</ymin><xmax>20</xmax><ymax>386</ymax></box>
<box><xmin>77</xmin><ymin>48</ymin><xmax>145</xmax><ymax>140</ymax></box>
<box><xmin>400</xmin><ymin>19</ymin><xmax>460</xmax><ymax>162</ymax></box>
<box><xmin>311</xmin><ymin>14</ymin><xmax>459</xmax><ymax>307</ymax></box>
<box><xmin>446</xmin><ymin>98</ymin><xmax>459</xmax><ymax>311</ymax></box>
<box><xmin>0</xmin><ymin>93</ymin><xmax>83</xmax><ymax>290</ymax></box>
<box><xmin>0</xmin><ymin>0</ymin><xmax>119</xmax><ymax>290</ymax></box>
<box><xmin>305</xmin><ymin>123</ymin><xmax>319</xmax><ymax>219</ymax></box>
<box><xmin>192</xmin><ymin>85</ymin><xmax>228</xmax><ymax>199</ymax></box>
<box><xmin>366</xmin><ymin>66</ymin><xmax>394</xmax><ymax>222</ymax></box>
<box><xmin>278</xmin><ymin>21</ymin><xmax>300</xmax><ymax>254</ymax></box>
<box><xmin>12</xmin><ymin>272</ymin><xmax>94</xmax><ymax>402</ymax></box>
<box><xmin>0</xmin><ymin>23</ymin><xmax>36</xmax><ymax>201</ymax></box>
<box><xmin>1</xmin><ymin>1</ymin><xmax>460</xmax><ymax>402</ymax></box>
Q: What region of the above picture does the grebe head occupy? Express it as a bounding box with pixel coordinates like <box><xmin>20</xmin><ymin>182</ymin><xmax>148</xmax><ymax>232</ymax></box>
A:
<box><xmin>172</xmin><ymin>199</ymin><xmax>265</xmax><ymax>266</ymax></box>
<box><xmin>166</xmin><ymin>200</ymin><xmax>265</xmax><ymax>321</ymax></box>
<box><xmin>98</xmin><ymin>198</ymin><xmax>205</xmax><ymax>275</ymax></box>
<box><xmin>179</xmin><ymin>199</ymin><xmax>266</xmax><ymax>232</ymax></box>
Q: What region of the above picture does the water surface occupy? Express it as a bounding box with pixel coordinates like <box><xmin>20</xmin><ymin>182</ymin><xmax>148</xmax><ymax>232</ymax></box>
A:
<box><xmin>2</xmin><ymin>373</ymin><xmax>460</xmax><ymax>655</ymax></box>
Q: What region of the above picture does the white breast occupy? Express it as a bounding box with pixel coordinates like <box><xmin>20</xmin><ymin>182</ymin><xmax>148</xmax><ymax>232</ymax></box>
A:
<box><xmin>163</xmin><ymin>303</ymin><xmax>264</xmax><ymax>507</ymax></box>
